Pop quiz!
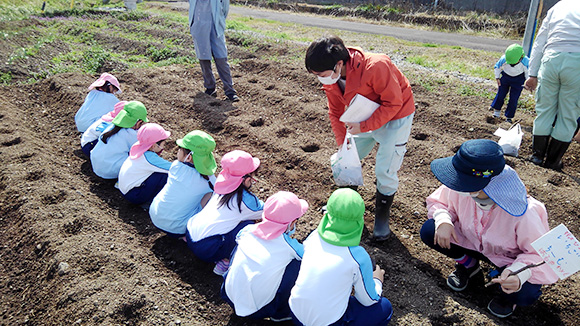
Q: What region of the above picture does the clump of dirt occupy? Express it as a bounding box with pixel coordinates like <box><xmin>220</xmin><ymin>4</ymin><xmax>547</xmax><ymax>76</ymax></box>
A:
<box><xmin>1</xmin><ymin>9</ymin><xmax>579</xmax><ymax>326</ymax></box>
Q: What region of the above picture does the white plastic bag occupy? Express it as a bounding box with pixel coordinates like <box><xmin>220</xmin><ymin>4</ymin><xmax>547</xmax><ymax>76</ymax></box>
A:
<box><xmin>494</xmin><ymin>123</ymin><xmax>524</xmax><ymax>157</ymax></box>
<box><xmin>330</xmin><ymin>133</ymin><xmax>364</xmax><ymax>186</ymax></box>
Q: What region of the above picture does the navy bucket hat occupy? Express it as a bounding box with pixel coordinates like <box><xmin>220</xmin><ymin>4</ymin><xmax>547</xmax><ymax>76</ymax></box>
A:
<box><xmin>430</xmin><ymin>139</ymin><xmax>505</xmax><ymax>192</ymax></box>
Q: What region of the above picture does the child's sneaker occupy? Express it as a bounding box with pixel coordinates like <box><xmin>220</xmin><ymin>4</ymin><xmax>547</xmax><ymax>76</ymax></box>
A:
<box><xmin>488</xmin><ymin>296</ymin><xmax>516</xmax><ymax>318</ymax></box>
<box><xmin>447</xmin><ymin>262</ymin><xmax>481</xmax><ymax>291</ymax></box>
<box><xmin>213</xmin><ymin>258</ymin><xmax>230</xmax><ymax>276</ymax></box>
<box><xmin>493</xmin><ymin>110</ymin><xmax>501</xmax><ymax>118</ymax></box>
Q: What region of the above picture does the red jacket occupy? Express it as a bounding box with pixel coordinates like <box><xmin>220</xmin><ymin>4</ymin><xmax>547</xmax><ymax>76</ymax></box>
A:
<box><xmin>322</xmin><ymin>47</ymin><xmax>415</xmax><ymax>146</ymax></box>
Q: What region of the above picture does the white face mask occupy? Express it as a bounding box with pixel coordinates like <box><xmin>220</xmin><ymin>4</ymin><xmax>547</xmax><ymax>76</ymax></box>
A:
<box><xmin>317</xmin><ymin>64</ymin><xmax>341</xmax><ymax>85</ymax></box>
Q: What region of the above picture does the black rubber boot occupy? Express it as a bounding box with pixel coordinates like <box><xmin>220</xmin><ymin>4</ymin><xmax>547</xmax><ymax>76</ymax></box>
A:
<box><xmin>544</xmin><ymin>138</ymin><xmax>570</xmax><ymax>171</ymax></box>
<box><xmin>529</xmin><ymin>135</ymin><xmax>549</xmax><ymax>166</ymax></box>
<box><xmin>373</xmin><ymin>192</ymin><xmax>394</xmax><ymax>241</ymax></box>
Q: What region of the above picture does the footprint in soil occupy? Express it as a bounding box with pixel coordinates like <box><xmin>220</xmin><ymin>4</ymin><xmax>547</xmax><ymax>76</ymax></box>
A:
<box><xmin>548</xmin><ymin>174</ymin><xmax>565</xmax><ymax>186</ymax></box>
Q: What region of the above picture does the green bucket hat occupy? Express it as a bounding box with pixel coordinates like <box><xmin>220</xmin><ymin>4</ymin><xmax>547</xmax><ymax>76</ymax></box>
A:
<box><xmin>176</xmin><ymin>130</ymin><xmax>217</xmax><ymax>176</ymax></box>
<box><xmin>318</xmin><ymin>188</ymin><xmax>366</xmax><ymax>247</ymax></box>
<box><xmin>505</xmin><ymin>44</ymin><xmax>524</xmax><ymax>65</ymax></box>
<box><xmin>112</xmin><ymin>101</ymin><xmax>148</xmax><ymax>128</ymax></box>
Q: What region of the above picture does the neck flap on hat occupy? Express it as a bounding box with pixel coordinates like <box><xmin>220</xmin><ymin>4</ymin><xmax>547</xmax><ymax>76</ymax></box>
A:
<box><xmin>483</xmin><ymin>165</ymin><xmax>528</xmax><ymax>216</ymax></box>
<box><xmin>317</xmin><ymin>212</ymin><xmax>363</xmax><ymax>247</ymax></box>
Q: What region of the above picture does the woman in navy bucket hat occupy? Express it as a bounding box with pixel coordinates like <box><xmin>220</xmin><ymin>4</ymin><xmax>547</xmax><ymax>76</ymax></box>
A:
<box><xmin>420</xmin><ymin>139</ymin><xmax>558</xmax><ymax>318</ymax></box>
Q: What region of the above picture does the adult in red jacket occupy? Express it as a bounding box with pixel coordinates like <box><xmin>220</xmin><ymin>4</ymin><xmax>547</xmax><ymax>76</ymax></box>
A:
<box><xmin>305</xmin><ymin>35</ymin><xmax>415</xmax><ymax>241</ymax></box>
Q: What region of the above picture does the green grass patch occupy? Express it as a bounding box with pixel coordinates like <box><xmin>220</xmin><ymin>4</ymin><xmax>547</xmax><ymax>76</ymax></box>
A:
<box><xmin>0</xmin><ymin>71</ymin><xmax>12</xmax><ymax>85</ymax></box>
<box><xmin>82</xmin><ymin>45</ymin><xmax>110</xmax><ymax>74</ymax></box>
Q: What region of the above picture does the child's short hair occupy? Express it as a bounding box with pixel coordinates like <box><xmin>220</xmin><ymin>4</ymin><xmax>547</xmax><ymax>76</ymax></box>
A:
<box><xmin>305</xmin><ymin>35</ymin><xmax>350</xmax><ymax>73</ymax></box>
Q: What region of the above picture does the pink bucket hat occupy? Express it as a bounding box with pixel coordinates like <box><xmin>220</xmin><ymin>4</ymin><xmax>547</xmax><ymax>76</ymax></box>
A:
<box><xmin>101</xmin><ymin>101</ymin><xmax>128</xmax><ymax>122</ymax></box>
<box><xmin>129</xmin><ymin>123</ymin><xmax>171</xmax><ymax>159</ymax></box>
<box><xmin>253</xmin><ymin>191</ymin><xmax>309</xmax><ymax>240</ymax></box>
<box><xmin>214</xmin><ymin>150</ymin><xmax>260</xmax><ymax>195</ymax></box>
<box><xmin>88</xmin><ymin>73</ymin><xmax>122</xmax><ymax>94</ymax></box>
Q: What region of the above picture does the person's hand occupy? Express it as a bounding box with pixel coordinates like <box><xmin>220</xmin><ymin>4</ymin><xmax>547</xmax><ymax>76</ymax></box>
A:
<box><xmin>373</xmin><ymin>264</ymin><xmax>385</xmax><ymax>283</ymax></box>
<box><xmin>496</xmin><ymin>78</ymin><xmax>501</xmax><ymax>87</ymax></box>
<box><xmin>434</xmin><ymin>223</ymin><xmax>458</xmax><ymax>249</ymax></box>
<box><xmin>524</xmin><ymin>77</ymin><xmax>538</xmax><ymax>91</ymax></box>
<box><xmin>491</xmin><ymin>269</ymin><xmax>521</xmax><ymax>294</ymax></box>
<box><xmin>345</xmin><ymin>122</ymin><xmax>361</xmax><ymax>135</ymax></box>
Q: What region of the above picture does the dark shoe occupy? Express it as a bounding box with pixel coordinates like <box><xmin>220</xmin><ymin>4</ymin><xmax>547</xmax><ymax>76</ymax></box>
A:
<box><xmin>226</xmin><ymin>94</ymin><xmax>240</xmax><ymax>102</ymax></box>
<box><xmin>373</xmin><ymin>192</ymin><xmax>395</xmax><ymax>241</ymax></box>
<box><xmin>506</xmin><ymin>118</ymin><xmax>513</xmax><ymax>123</ymax></box>
<box><xmin>529</xmin><ymin>135</ymin><xmax>549</xmax><ymax>166</ymax></box>
<box><xmin>544</xmin><ymin>138</ymin><xmax>570</xmax><ymax>171</ymax></box>
<box><xmin>205</xmin><ymin>88</ymin><xmax>217</xmax><ymax>97</ymax></box>
<box><xmin>447</xmin><ymin>262</ymin><xmax>481</xmax><ymax>291</ymax></box>
<box><xmin>488</xmin><ymin>296</ymin><xmax>516</xmax><ymax>318</ymax></box>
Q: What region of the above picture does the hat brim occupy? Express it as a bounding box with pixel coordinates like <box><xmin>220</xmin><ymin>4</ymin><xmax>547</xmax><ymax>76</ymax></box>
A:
<box><xmin>430</xmin><ymin>156</ymin><xmax>492</xmax><ymax>192</ymax></box>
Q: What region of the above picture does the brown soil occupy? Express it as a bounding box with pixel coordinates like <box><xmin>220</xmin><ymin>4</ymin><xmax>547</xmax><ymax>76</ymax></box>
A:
<box><xmin>1</xmin><ymin>7</ymin><xmax>579</xmax><ymax>326</ymax></box>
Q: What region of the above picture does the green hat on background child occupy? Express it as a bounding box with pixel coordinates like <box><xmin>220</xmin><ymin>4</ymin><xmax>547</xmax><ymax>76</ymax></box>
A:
<box><xmin>112</xmin><ymin>101</ymin><xmax>148</xmax><ymax>128</ymax></box>
<box><xmin>176</xmin><ymin>130</ymin><xmax>217</xmax><ymax>176</ymax></box>
<box><xmin>505</xmin><ymin>44</ymin><xmax>524</xmax><ymax>65</ymax></box>
<box><xmin>318</xmin><ymin>188</ymin><xmax>366</xmax><ymax>247</ymax></box>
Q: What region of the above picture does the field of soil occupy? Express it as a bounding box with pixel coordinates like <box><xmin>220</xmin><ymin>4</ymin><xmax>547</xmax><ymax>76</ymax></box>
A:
<box><xmin>1</xmin><ymin>3</ymin><xmax>579</xmax><ymax>326</ymax></box>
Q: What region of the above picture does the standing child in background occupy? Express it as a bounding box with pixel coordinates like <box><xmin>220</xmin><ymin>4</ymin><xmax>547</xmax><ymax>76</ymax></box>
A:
<box><xmin>90</xmin><ymin>101</ymin><xmax>148</xmax><ymax>179</ymax></box>
<box><xmin>186</xmin><ymin>150</ymin><xmax>264</xmax><ymax>276</ymax></box>
<box><xmin>222</xmin><ymin>191</ymin><xmax>308</xmax><ymax>322</ymax></box>
<box><xmin>80</xmin><ymin>101</ymin><xmax>127</xmax><ymax>157</ymax></box>
<box><xmin>289</xmin><ymin>188</ymin><xmax>393</xmax><ymax>326</ymax></box>
<box><xmin>118</xmin><ymin>123</ymin><xmax>171</xmax><ymax>205</ymax></box>
<box><xmin>149</xmin><ymin>130</ymin><xmax>217</xmax><ymax>239</ymax></box>
<box><xmin>420</xmin><ymin>139</ymin><xmax>558</xmax><ymax>318</ymax></box>
<box><xmin>75</xmin><ymin>73</ymin><xmax>121</xmax><ymax>132</ymax></box>
<box><xmin>490</xmin><ymin>44</ymin><xmax>529</xmax><ymax>124</ymax></box>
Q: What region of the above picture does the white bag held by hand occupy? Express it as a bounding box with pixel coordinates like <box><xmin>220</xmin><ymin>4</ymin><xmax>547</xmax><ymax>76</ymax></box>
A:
<box><xmin>330</xmin><ymin>133</ymin><xmax>364</xmax><ymax>186</ymax></box>
<box><xmin>494</xmin><ymin>123</ymin><xmax>524</xmax><ymax>157</ymax></box>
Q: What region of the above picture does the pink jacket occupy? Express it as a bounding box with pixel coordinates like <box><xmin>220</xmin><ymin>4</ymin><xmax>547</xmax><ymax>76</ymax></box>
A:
<box><xmin>322</xmin><ymin>47</ymin><xmax>415</xmax><ymax>146</ymax></box>
<box><xmin>427</xmin><ymin>185</ymin><xmax>559</xmax><ymax>285</ymax></box>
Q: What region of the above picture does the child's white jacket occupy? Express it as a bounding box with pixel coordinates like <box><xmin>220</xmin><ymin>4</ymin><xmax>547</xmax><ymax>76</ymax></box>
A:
<box><xmin>186</xmin><ymin>190</ymin><xmax>264</xmax><ymax>241</ymax></box>
<box><xmin>224</xmin><ymin>225</ymin><xmax>303</xmax><ymax>316</ymax></box>
<box><xmin>118</xmin><ymin>151</ymin><xmax>171</xmax><ymax>194</ymax></box>
<box><xmin>494</xmin><ymin>55</ymin><xmax>530</xmax><ymax>79</ymax></box>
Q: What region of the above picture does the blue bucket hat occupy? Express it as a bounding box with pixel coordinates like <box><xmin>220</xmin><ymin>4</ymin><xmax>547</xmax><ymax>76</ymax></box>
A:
<box><xmin>430</xmin><ymin>139</ymin><xmax>505</xmax><ymax>192</ymax></box>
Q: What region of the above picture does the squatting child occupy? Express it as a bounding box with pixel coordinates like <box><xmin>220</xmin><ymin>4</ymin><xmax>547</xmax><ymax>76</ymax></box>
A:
<box><xmin>118</xmin><ymin>123</ymin><xmax>171</xmax><ymax>205</ymax></box>
<box><xmin>75</xmin><ymin>73</ymin><xmax>121</xmax><ymax>132</ymax></box>
<box><xmin>420</xmin><ymin>139</ymin><xmax>558</xmax><ymax>318</ymax></box>
<box><xmin>90</xmin><ymin>101</ymin><xmax>148</xmax><ymax>179</ymax></box>
<box><xmin>222</xmin><ymin>191</ymin><xmax>308</xmax><ymax>322</ymax></box>
<box><xmin>149</xmin><ymin>130</ymin><xmax>217</xmax><ymax>238</ymax></box>
<box><xmin>289</xmin><ymin>188</ymin><xmax>393</xmax><ymax>326</ymax></box>
<box><xmin>185</xmin><ymin>150</ymin><xmax>264</xmax><ymax>275</ymax></box>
